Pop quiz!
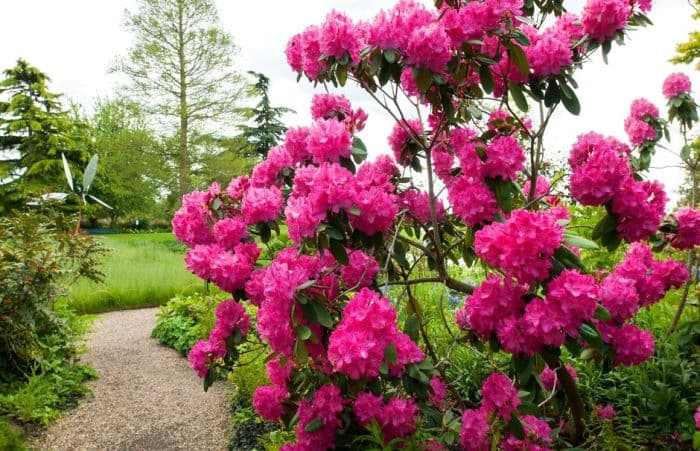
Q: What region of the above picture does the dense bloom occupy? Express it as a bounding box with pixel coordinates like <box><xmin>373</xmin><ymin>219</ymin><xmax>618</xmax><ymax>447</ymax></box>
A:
<box><xmin>253</xmin><ymin>385</ymin><xmax>289</xmax><ymax>421</ymax></box>
<box><xmin>241</xmin><ymin>186</ymin><xmax>283</xmax><ymax>225</ymax></box>
<box><xmin>429</xmin><ymin>376</ymin><xmax>446</xmax><ymax>407</ymax></box>
<box><xmin>341</xmin><ymin>249</ymin><xmax>380</xmax><ymax>288</ymax></box>
<box><xmin>457</xmin><ymin>274</ymin><xmax>527</xmax><ymax>337</ymax></box>
<box><xmin>546</xmin><ymin>270</ymin><xmax>599</xmax><ymax>336</ymax></box>
<box><xmin>528</xmin><ymin>27</ymin><xmax>573</xmax><ymax>77</ymax></box>
<box><xmin>251</xmin><ymin>146</ymin><xmax>293</xmax><ymax>187</ymax></box>
<box><xmin>212</xmin><ymin>300</ymin><xmax>250</xmax><ymax>340</ymax></box>
<box><xmin>612</xmin><ymin>178</ymin><xmax>667</xmax><ymax>242</ymax></box>
<box><xmin>348</xmin><ymin>186</ymin><xmax>398</xmax><ymax>236</ymax></box>
<box><xmin>569</xmin><ymin>132</ymin><xmax>630</xmax><ymax>206</ymax></box>
<box><xmin>311</xmin><ymin>93</ymin><xmax>352</xmax><ymax>122</ymax></box>
<box><xmin>460</xmin><ymin>408</ymin><xmax>490</xmax><ymax>451</ymax></box>
<box><xmin>188</xmin><ymin>338</ymin><xmax>225</xmax><ymax>378</ymax></box>
<box><xmin>672</xmin><ymin>207</ymin><xmax>700</xmax><ymax>249</ymax></box>
<box><xmin>662</xmin><ymin>72</ymin><xmax>692</xmax><ymax>99</ymax></box>
<box><xmin>475</xmin><ymin>209</ymin><xmax>564</xmax><ymax>283</ymax></box>
<box><xmin>594</xmin><ymin>404</ymin><xmax>616</xmax><ymax>420</ymax></box>
<box><xmin>266</xmin><ymin>358</ymin><xmax>292</xmax><ymax>386</ymax></box>
<box><xmin>405</xmin><ymin>22</ymin><xmax>450</xmax><ymax>72</ymax></box>
<box><xmin>354</xmin><ymin>394</ymin><xmax>419</xmax><ymax>441</ymax></box>
<box><xmin>308</xmin><ymin>119</ymin><xmax>353</xmax><ymax>163</ymax></box>
<box><xmin>319</xmin><ymin>10</ymin><xmax>365</xmax><ymax>64</ymax></box>
<box><xmin>481</xmin><ymin>373</ymin><xmax>521</xmax><ymax>420</ymax></box>
<box><xmin>502</xmin><ymin>415</ymin><xmax>553</xmax><ymax>450</ymax></box>
<box><xmin>483</xmin><ymin>136</ymin><xmax>525</xmax><ymax>181</ymax></box>
<box><xmin>581</xmin><ymin>0</ymin><xmax>631</xmax><ymax>43</ymax></box>
<box><xmin>289</xmin><ymin>384</ymin><xmax>344</xmax><ymax>450</ymax></box>
<box><xmin>447</xmin><ymin>176</ymin><xmax>497</xmax><ymax>227</ymax></box>
<box><xmin>599</xmin><ymin>274</ymin><xmax>639</xmax><ymax>322</ymax></box>
<box><xmin>612</xmin><ymin>323</ymin><xmax>654</xmax><ymax>366</ymax></box>
<box><xmin>398</xmin><ymin>189</ymin><xmax>446</xmax><ymax>223</ymax></box>
<box><xmin>172</xmin><ymin>190</ymin><xmax>214</xmax><ymax>247</ymax></box>
<box><xmin>523</xmin><ymin>175</ymin><xmax>550</xmax><ymax>200</ymax></box>
<box><xmin>213</xmin><ymin>218</ymin><xmax>248</xmax><ymax>251</ymax></box>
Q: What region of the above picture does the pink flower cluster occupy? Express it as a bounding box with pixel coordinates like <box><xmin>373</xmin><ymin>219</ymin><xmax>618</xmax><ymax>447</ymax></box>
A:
<box><xmin>311</xmin><ymin>93</ymin><xmax>367</xmax><ymax>133</ymax></box>
<box><xmin>172</xmin><ymin>189</ymin><xmax>216</xmax><ymax>247</ymax></box>
<box><xmin>581</xmin><ymin>0</ymin><xmax>631</xmax><ymax>43</ymax></box>
<box><xmin>398</xmin><ymin>188</ymin><xmax>446</xmax><ymax>223</ymax></box>
<box><xmin>594</xmin><ymin>404</ymin><xmax>616</xmax><ymax>420</ymax></box>
<box><xmin>341</xmin><ymin>249</ymin><xmax>379</xmax><ymax>288</ymax></box>
<box><xmin>388</xmin><ymin>119</ymin><xmax>423</xmax><ymax>166</ymax></box>
<box><xmin>188</xmin><ymin>299</ymin><xmax>250</xmax><ymax>378</ymax></box>
<box><xmin>662</xmin><ymin>72</ymin><xmax>692</xmax><ymax>100</ymax></box>
<box><xmin>612</xmin><ymin>177</ymin><xmax>667</xmax><ymax>242</ymax></box>
<box><xmin>282</xmin><ymin>384</ymin><xmax>345</xmax><ymax>450</ymax></box>
<box><xmin>353</xmin><ymin>392</ymin><xmax>419</xmax><ymax>441</ymax></box>
<box><xmin>540</xmin><ymin>364</ymin><xmax>578</xmax><ymax>391</ymax></box>
<box><xmin>461</xmin><ymin>373</ymin><xmax>552</xmax><ymax>450</ymax></box>
<box><xmin>474</xmin><ymin>209</ymin><xmax>565</xmax><ymax>283</ymax></box>
<box><xmin>672</xmin><ymin>207</ymin><xmax>700</xmax><ymax>249</ymax></box>
<box><xmin>327</xmin><ymin>288</ymin><xmax>424</xmax><ymax>379</ymax></box>
<box><xmin>624</xmin><ymin>98</ymin><xmax>660</xmax><ymax>147</ymax></box>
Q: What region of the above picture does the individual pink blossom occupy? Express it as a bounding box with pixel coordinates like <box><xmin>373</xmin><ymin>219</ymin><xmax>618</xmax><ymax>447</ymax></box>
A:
<box><xmin>308</xmin><ymin>118</ymin><xmax>352</xmax><ymax>163</ymax></box>
<box><xmin>498</xmin><ymin>316</ymin><xmax>541</xmax><ymax>356</ymax></box>
<box><xmin>569</xmin><ymin>132</ymin><xmax>629</xmax><ymax>168</ymax></box>
<box><xmin>612</xmin><ymin>178</ymin><xmax>667</xmax><ymax>242</ymax></box>
<box><xmin>612</xmin><ymin>323</ymin><xmax>654</xmax><ymax>366</ymax></box>
<box><xmin>460</xmin><ymin>408</ymin><xmax>490</xmax><ymax>451</ymax></box>
<box><xmin>528</xmin><ymin>27</ymin><xmax>573</xmax><ymax>77</ymax></box>
<box><xmin>253</xmin><ymin>385</ymin><xmax>289</xmax><ymax>421</ymax></box>
<box><xmin>554</xmin><ymin>13</ymin><xmax>585</xmax><ymax>43</ymax></box>
<box><xmin>291</xmin><ymin>385</ymin><xmax>344</xmax><ymax>450</ymax></box>
<box><xmin>353</xmin><ymin>392</ymin><xmax>384</xmax><ymax>425</ymax></box>
<box><xmin>636</xmin><ymin>0</ymin><xmax>653</xmax><ymax>13</ymax></box>
<box><xmin>311</xmin><ymin>93</ymin><xmax>353</xmax><ymax>122</ymax></box>
<box><xmin>429</xmin><ymin>376</ymin><xmax>447</xmax><ymax>407</ymax></box>
<box><xmin>672</xmin><ymin>207</ymin><xmax>700</xmax><ymax>249</ymax></box>
<box><xmin>208</xmin><ymin>244</ymin><xmax>260</xmax><ymax>293</ymax></box>
<box><xmin>283</xmin><ymin>126</ymin><xmax>311</xmax><ymax>163</ymax></box>
<box><xmin>432</xmin><ymin>147</ymin><xmax>455</xmax><ymax>182</ymax></box>
<box><xmin>285</xmin><ymin>32</ymin><xmax>304</xmax><ymax>73</ymax></box>
<box><xmin>188</xmin><ymin>338</ymin><xmax>224</xmax><ymax>378</ymax></box>
<box><xmin>581</xmin><ymin>0</ymin><xmax>631</xmax><ymax>43</ymax></box>
<box><xmin>662</xmin><ymin>73</ymin><xmax>692</xmax><ymax>99</ymax></box>
<box><xmin>284</xmin><ymin>196</ymin><xmax>325</xmax><ymax>244</ymax></box>
<box><xmin>481</xmin><ymin>373</ymin><xmax>521</xmax><ymax>420</ymax></box>
<box><xmin>594</xmin><ymin>404</ymin><xmax>616</xmax><ymax>420</ymax></box>
<box><xmin>300</xmin><ymin>26</ymin><xmax>326</xmax><ymax>80</ymax></box>
<box><xmin>398</xmin><ymin>189</ymin><xmax>446</xmax><ymax>223</ymax></box>
<box><xmin>226</xmin><ymin>176</ymin><xmax>250</xmax><ymax>201</ymax></box>
<box><xmin>172</xmin><ymin>190</ymin><xmax>214</xmax><ymax>247</ymax></box>
<box><xmin>546</xmin><ymin>270</ymin><xmax>599</xmax><ymax>336</ymax></box>
<box><xmin>540</xmin><ymin>364</ymin><xmax>578</xmax><ymax>391</ymax></box>
<box><xmin>521</xmin><ymin>298</ymin><xmax>565</xmax><ymax>350</ymax></box>
<box><xmin>625</xmin><ymin>116</ymin><xmax>658</xmax><ymax>147</ymax></box>
<box><xmin>599</xmin><ymin>274</ymin><xmax>640</xmax><ymax>322</ymax></box>
<box><xmin>457</xmin><ymin>274</ymin><xmax>527</xmax><ymax>338</ymax></box>
<box><xmin>652</xmin><ymin>259</ymin><xmax>689</xmax><ymax>291</ymax></box>
<box><xmin>348</xmin><ymin>186</ymin><xmax>398</xmax><ymax>236</ymax></box>
<box><xmin>319</xmin><ymin>10</ymin><xmax>365</xmax><ymax>64</ymax></box>
<box><xmin>694</xmin><ymin>406</ymin><xmax>700</xmax><ymax>429</ymax></box>
<box><xmin>483</xmin><ymin>136</ymin><xmax>525</xmax><ymax>181</ymax></box>
<box><xmin>447</xmin><ymin>176</ymin><xmax>497</xmax><ymax>227</ymax></box>
<box><xmin>380</xmin><ymin>397</ymin><xmax>419</xmax><ymax>441</ymax></box>
<box><xmin>341</xmin><ymin>249</ymin><xmax>380</xmax><ymax>288</ymax></box>
<box><xmin>212</xmin><ymin>299</ymin><xmax>250</xmax><ymax>340</ymax></box>
<box><xmin>251</xmin><ymin>146</ymin><xmax>293</xmax><ymax>187</ymax></box>
<box><xmin>475</xmin><ymin>209</ymin><xmax>564</xmax><ymax>283</ymax></box>
<box><xmin>213</xmin><ymin>218</ymin><xmax>248</xmax><ymax>250</ymax></box>
<box><xmin>241</xmin><ymin>186</ymin><xmax>283</xmax><ymax>225</ymax></box>
<box><xmin>405</xmin><ymin>22</ymin><xmax>451</xmax><ymax>72</ymax></box>
<box><xmin>266</xmin><ymin>358</ymin><xmax>292</xmax><ymax>386</ymax></box>
<box><xmin>502</xmin><ymin>415</ymin><xmax>553</xmax><ymax>451</ymax></box>
<box><xmin>389</xmin><ymin>119</ymin><xmax>423</xmax><ymax>166</ymax></box>
<box><xmin>523</xmin><ymin>175</ymin><xmax>550</xmax><ymax>200</ymax></box>
<box><xmin>612</xmin><ymin>243</ymin><xmax>667</xmax><ymax>306</ymax></box>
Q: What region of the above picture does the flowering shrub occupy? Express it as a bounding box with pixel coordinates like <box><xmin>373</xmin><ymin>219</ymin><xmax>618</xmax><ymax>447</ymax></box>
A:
<box><xmin>171</xmin><ymin>0</ymin><xmax>700</xmax><ymax>448</ymax></box>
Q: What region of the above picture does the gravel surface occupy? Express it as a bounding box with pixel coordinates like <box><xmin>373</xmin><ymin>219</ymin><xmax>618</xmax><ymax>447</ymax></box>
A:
<box><xmin>28</xmin><ymin>308</ymin><xmax>229</xmax><ymax>451</ymax></box>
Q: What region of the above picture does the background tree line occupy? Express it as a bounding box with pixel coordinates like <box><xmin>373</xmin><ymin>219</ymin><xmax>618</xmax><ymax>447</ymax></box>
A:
<box><xmin>0</xmin><ymin>0</ymin><xmax>290</xmax><ymax>227</ymax></box>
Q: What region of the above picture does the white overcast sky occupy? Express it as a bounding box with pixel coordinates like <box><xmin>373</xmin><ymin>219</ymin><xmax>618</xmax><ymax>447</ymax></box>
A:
<box><xmin>0</xmin><ymin>0</ymin><xmax>697</xmax><ymax>204</ymax></box>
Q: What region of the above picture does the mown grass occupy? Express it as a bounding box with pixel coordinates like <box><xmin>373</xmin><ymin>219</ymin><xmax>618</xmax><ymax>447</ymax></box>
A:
<box><xmin>61</xmin><ymin>233</ymin><xmax>205</xmax><ymax>314</ymax></box>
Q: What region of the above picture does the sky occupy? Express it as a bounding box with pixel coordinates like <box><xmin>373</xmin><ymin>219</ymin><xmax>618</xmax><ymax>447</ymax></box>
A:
<box><xmin>0</xmin><ymin>0</ymin><xmax>697</xmax><ymax>203</ymax></box>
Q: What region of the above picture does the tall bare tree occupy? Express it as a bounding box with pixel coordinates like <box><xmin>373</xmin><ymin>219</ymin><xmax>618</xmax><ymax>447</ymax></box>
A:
<box><xmin>113</xmin><ymin>0</ymin><xmax>246</xmax><ymax>198</ymax></box>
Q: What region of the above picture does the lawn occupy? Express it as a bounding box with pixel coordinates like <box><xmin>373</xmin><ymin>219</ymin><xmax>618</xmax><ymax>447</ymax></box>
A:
<box><xmin>63</xmin><ymin>233</ymin><xmax>206</xmax><ymax>314</ymax></box>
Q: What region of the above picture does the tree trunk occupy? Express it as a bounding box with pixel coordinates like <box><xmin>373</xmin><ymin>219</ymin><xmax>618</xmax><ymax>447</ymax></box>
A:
<box><xmin>177</xmin><ymin>0</ymin><xmax>190</xmax><ymax>200</ymax></box>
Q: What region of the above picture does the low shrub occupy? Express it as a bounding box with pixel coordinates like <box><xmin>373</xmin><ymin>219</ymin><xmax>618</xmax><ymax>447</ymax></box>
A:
<box><xmin>0</xmin><ymin>418</ymin><xmax>25</xmax><ymax>451</ymax></box>
<box><xmin>151</xmin><ymin>293</ymin><xmax>224</xmax><ymax>355</ymax></box>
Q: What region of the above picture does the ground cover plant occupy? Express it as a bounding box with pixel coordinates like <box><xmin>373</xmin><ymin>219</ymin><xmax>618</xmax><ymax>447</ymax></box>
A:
<box><xmin>65</xmin><ymin>233</ymin><xmax>205</xmax><ymax>314</ymax></box>
<box><xmin>169</xmin><ymin>0</ymin><xmax>700</xmax><ymax>449</ymax></box>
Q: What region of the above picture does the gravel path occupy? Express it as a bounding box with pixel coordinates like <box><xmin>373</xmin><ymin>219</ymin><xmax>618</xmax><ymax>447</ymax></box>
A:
<box><xmin>29</xmin><ymin>308</ymin><xmax>229</xmax><ymax>451</ymax></box>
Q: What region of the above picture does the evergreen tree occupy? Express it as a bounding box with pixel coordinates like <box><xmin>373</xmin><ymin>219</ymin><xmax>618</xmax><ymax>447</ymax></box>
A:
<box><xmin>0</xmin><ymin>59</ymin><xmax>89</xmax><ymax>211</ymax></box>
<box><xmin>238</xmin><ymin>71</ymin><xmax>293</xmax><ymax>158</ymax></box>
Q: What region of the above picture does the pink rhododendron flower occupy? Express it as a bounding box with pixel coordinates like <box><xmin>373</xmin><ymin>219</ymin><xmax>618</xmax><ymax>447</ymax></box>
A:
<box><xmin>528</xmin><ymin>27</ymin><xmax>573</xmax><ymax>77</ymax></box>
<box><xmin>502</xmin><ymin>415</ymin><xmax>553</xmax><ymax>451</ymax></box>
<box><xmin>612</xmin><ymin>178</ymin><xmax>667</xmax><ymax>242</ymax></box>
<box><xmin>460</xmin><ymin>407</ymin><xmax>490</xmax><ymax>451</ymax></box>
<box><xmin>283</xmin><ymin>126</ymin><xmax>311</xmax><ymax>163</ymax></box>
<box><xmin>348</xmin><ymin>186</ymin><xmax>398</xmax><ymax>236</ymax></box>
<box><xmin>253</xmin><ymin>385</ymin><xmax>289</xmax><ymax>421</ymax></box>
<box><xmin>672</xmin><ymin>207</ymin><xmax>700</xmax><ymax>249</ymax></box>
<box><xmin>457</xmin><ymin>274</ymin><xmax>527</xmax><ymax>338</ymax></box>
<box><xmin>475</xmin><ymin>209</ymin><xmax>564</xmax><ymax>283</ymax></box>
<box><xmin>241</xmin><ymin>186</ymin><xmax>283</xmax><ymax>225</ymax></box>
<box><xmin>447</xmin><ymin>176</ymin><xmax>497</xmax><ymax>227</ymax></box>
<box><xmin>581</xmin><ymin>0</ymin><xmax>631</xmax><ymax>43</ymax></box>
<box><xmin>341</xmin><ymin>249</ymin><xmax>380</xmax><ymax>288</ymax></box>
<box><xmin>353</xmin><ymin>392</ymin><xmax>384</xmax><ymax>425</ymax></box>
<box><xmin>188</xmin><ymin>338</ymin><xmax>224</xmax><ymax>378</ymax></box>
<box><xmin>624</xmin><ymin>98</ymin><xmax>660</xmax><ymax>146</ymax></box>
<box><xmin>213</xmin><ymin>218</ymin><xmax>248</xmax><ymax>251</ymax></box>
<box><xmin>226</xmin><ymin>176</ymin><xmax>250</xmax><ymax>201</ymax></box>
<box><xmin>380</xmin><ymin>397</ymin><xmax>419</xmax><ymax>441</ymax></box>
<box><xmin>308</xmin><ymin>118</ymin><xmax>353</xmax><ymax>163</ymax></box>
<box><xmin>481</xmin><ymin>373</ymin><xmax>521</xmax><ymax>420</ymax></box>
<box><xmin>405</xmin><ymin>22</ymin><xmax>450</xmax><ymax>72</ymax></box>
<box><xmin>554</xmin><ymin>13</ymin><xmax>585</xmax><ymax>43</ymax></box>
<box><xmin>483</xmin><ymin>136</ymin><xmax>525</xmax><ymax>181</ymax></box>
<box><xmin>540</xmin><ymin>364</ymin><xmax>578</xmax><ymax>391</ymax></box>
<box><xmin>599</xmin><ymin>274</ymin><xmax>639</xmax><ymax>322</ymax></box>
<box><xmin>398</xmin><ymin>189</ymin><xmax>446</xmax><ymax>223</ymax></box>
<box><xmin>251</xmin><ymin>146</ymin><xmax>293</xmax><ymax>187</ymax></box>
<box><xmin>300</xmin><ymin>26</ymin><xmax>326</xmax><ymax>80</ymax></box>
<box><xmin>663</xmin><ymin>72</ymin><xmax>692</xmax><ymax>99</ymax></box>
<box><xmin>612</xmin><ymin>323</ymin><xmax>654</xmax><ymax>366</ymax></box>
<box><xmin>311</xmin><ymin>93</ymin><xmax>353</xmax><ymax>122</ymax></box>
<box><xmin>523</xmin><ymin>175</ymin><xmax>550</xmax><ymax>200</ymax></box>
<box><xmin>266</xmin><ymin>358</ymin><xmax>292</xmax><ymax>386</ymax></box>
<box><xmin>546</xmin><ymin>270</ymin><xmax>599</xmax><ymax>336</ymax></box>
<box><xmin>319</xmin><ymin>10</ymin><xmax>365</xmax><ymax>64</ymax></box>
<box><xmin>429</xmin><ymin>376</ymin><xmax>446</xmax><ymax>408</ymax></box>
<box><xmin>212</xmin><ymin>299</ymin><xmax>250</xmax><ymax>341</ymax></box>
<box><xmin>594</xmin><ymin>404</ymin><xmax>616</xmax><ymax>420</ymax></box>
<box><xmin>388</xmin><ymin>119</ymin><xmax>423</xmax><ymax>166</ymax></box>
<box><xmin>172</xmin><ymin>190</ymin><xmax>214</xmax><ymax>247</ymax></box>
<box><xmin>286</xmin><ymin>385</ymin><xmax>344</xmax><ymax>450</ymax></box>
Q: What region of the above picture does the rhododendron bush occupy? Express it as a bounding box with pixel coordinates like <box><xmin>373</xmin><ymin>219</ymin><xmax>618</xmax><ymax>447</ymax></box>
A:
<box><xmin>171</xmin><ymin>0</ymin><xmax>700</xmax><ymax>448</ymax></box>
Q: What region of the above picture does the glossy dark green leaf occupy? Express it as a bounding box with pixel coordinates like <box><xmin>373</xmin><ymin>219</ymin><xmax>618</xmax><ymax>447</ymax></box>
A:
<box><xmin>563</xmin><ymin>233</ymin><xmax>599</xmax><ymax>250</ymax></box>
<box><xmin>384</xmin><ymin>343</ymin><xmax>398</xmax><ymax>365</ymax></box>
<box><xmin>329</xmin><ymin>239</ymin><xmax>349</xmax><ymax>265</ymax></box>
<box><xmin>508</xmin><ymin>83</ymin><xmax>529</xmax><ymax>112</ymax></box>
<box><xmin>304</xmin><ymin>418</ymin><xmax>324</xmax><ymax>432</ymax></box>
<box><xmin>479</xmin><ymin>65</ymin><xmax>494</xmax><ymax>94</ymax></box>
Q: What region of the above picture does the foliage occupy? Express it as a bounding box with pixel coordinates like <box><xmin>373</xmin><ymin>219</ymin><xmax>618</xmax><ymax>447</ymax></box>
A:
<box><xmin>238</xmin><ymin>72</ymin><xmax>294</xmax><ymax>159</ymax></box>
<box><xmin>671</xmin><ymin>1</ymin><xmax>700</xmax><ymax>70</ymax></box>
<box><xmin>113</xmin><ymin>0</ymin><xmax>248</xmax><ymax>198</ymax></box>
<box><xmin>64</xmin><ymin>233</ymin><xmax>205</xmax><ymax>314</ymax></box>
<box><xmin>152</xmin><ymin>293</ymin><xmax>223</xmax><ymax>356</ymax></box>
<box><xmin>0</xmin><ymin>418</ymin><xmax>25</xmax><ymax>451</ymax></box>
<box><xmin>0</xmin><ymin>60</ymin><xmax>90</xmax><ymax>212</ymax></box>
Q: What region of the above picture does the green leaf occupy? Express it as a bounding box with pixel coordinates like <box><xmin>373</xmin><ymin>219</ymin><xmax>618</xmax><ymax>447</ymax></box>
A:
<box><xmin>508</xmin><ymin>83</ymin><xmax>529</xmax><ymax>112</ymax></box>
<box><xmin>82</xmin><ymin>154</ymin><xmax>99</xmax><ymax>192</ymax></box>
<box><xmin>61</xmin><ymin>153</ymin><xmax>74</xmax><ymax>192</ymax></box>
<box><xmin>296</xmin><ymin>325</ymin><xmax>312</xmax><ymax>341</ymax></box>
<box><xmin>304</xmin><ymin>418</ymin><xmax>324</xmax><ymax>432</ymax></box>
<box><xmin>336</xmin><ymin>65</ymin><xmax>347</xmax><ymax>87</ymax></box>
<box><xmin>579</xmin><ymin>323</ymin><xmax>602</xmax><ymax>348</ymax></box>
<box><xmin>544</xmin><ymin>80</ymin><xmax>560</xmax><ymax>108</ymax></box>
<box><xmin>514</xmin><ymin>355</ymin><xmax>534</xmax><ymax>384</ymax></box>
<box><xmin>297</xmin><ymin>279</ymin><xmax>316</xmax><ymax>291</ymax></box>
<box><xmin>479</xmin><ymin>65</ymin><xmax>494</xmax><ymax>94</ymax></box>
<box><xmin>594</xmin><ymin>306</ymin><xmax>612</xmax><ymax>321</ymax></box>
<box><xmin>384</xmin><ymin>50</ymin><xmax>396</xmax><ymax>64</ymax></box>
<box><xmin>559</xmin><ymin>81</ymin><xmax>581</xmax><ymax>115</ymax></box>
<box><xmin>329</xmin><ymin>239</ymin><xmax>349</xmax><ymax>265</ymax></box>
<box><xmin>592</xmin><ymin>214</ymin><xmax>617</xmax><ymax>241</ymax></box>
<box><xmin>563</xmin><ymin>233</ymin><xmax>599</xmax><ymax>250</ymax></box>
<box><xmin>507</xmin><ymin>43</ymin><xmax>530</xmax><ymax>77</ymax></box>
<box><xmin>384</xmin><ymin>343</ymin><xmax>398</xmax><ymax>365</ymax></box>
<box><xmin>312</xmin><ymin>302</ymin><xmax>334</xmax><ymax>328</ymax></box>
<box><xmin>404</xmin><ymin>314</ymin><xmax>420</xmax><ymax>342</ymax></box>
<box><xmin>415</xmin><ymin>67</ymin><xmax>433</xmax><ymax>93</ymax></box>
<box><xmin>203</xmin><ymin>369</ymin><xmax>216</xmax><ymax>392</ymax></box>
<box><xmin>507</xmin><ymin>416</ymin><xmax>526</xmax><ymax>440</ymax></box>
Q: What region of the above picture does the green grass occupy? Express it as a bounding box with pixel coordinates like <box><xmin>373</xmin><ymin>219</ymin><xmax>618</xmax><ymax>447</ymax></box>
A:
<box><xmin>62</xmin><ymin>233</ymin><xmax>206</xmax><ymax>314</ymax></box>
